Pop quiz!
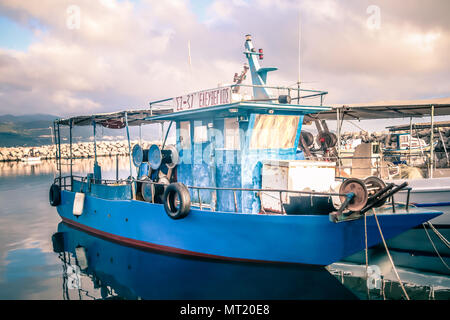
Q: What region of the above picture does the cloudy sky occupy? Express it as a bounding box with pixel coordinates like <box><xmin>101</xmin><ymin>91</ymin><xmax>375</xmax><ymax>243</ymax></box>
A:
<box><xmin>0</xmin><ymin>0</ymin><xmax>449</xmax><ymax>118</ymax></box>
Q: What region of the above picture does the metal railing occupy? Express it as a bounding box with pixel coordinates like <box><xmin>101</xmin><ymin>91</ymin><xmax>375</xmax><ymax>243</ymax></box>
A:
<box><xmin>54</xmin><ymin>173</ymin><xmax>413</xmax><ymax>216</ymax></box>
<box><xmin>148</xmin><ymin>83</ymin><xmax>328</xmax><ymax>110</ymax></box>
<box><xmin>55</xmin><ymin>174</ymin><xmax>348</xmax><ymax>214</ymax></box>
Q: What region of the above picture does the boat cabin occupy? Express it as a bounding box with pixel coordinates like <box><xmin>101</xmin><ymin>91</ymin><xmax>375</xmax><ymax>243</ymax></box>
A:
<box><xmin>53</xmin><ymin>35</ymin><xmax>334</xmax><ymax>215</ymax></box>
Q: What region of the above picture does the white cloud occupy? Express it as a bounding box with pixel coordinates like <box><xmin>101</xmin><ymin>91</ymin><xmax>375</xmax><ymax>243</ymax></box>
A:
<box><xmin>0</xmin><ymin>0</ymin><xmax>448</xmax><ymax>117</ymax></box>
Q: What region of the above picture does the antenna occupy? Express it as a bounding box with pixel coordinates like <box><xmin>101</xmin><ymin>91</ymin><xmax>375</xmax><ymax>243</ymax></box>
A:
<box><xmin>188</xmin><ymin>40</ymin><xmax>192</xmax><ymax>73</ymax></box>
<box><xmin>298</xmin><ymin>13</ymin><xmax>301</xmax><ymax>85</ymax></box>
<box><xmin>188</xmin><ymin>40</ymin><xmax>193</xmax><ymax>91</ymax></box>
<box><xmin>297</xmin><ymin>6</ymin><xmax>301</xmax><ymax>101</ymax></box>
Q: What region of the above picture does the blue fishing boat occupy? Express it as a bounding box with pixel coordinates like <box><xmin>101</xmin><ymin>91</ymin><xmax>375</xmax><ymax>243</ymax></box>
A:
<box><xmin>49</xmin><ymin>35</ymin><xmax>442</xmax><ymax>267</ymax></box>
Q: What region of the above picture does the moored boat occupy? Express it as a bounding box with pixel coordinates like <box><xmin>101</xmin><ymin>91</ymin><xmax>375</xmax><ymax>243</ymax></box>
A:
<box><xmin>49</xmin><ymin>35</ymin><xmax>442</xmax><ymax>267</ymax></box>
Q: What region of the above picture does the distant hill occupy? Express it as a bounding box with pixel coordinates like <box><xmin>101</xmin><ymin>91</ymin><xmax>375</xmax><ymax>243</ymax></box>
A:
<box><xmin>0</xmin><ymin>113</ymin><xmax>162</xmax><ymax>147</ymax></box>
<box><xmin>0</xmin><ymin>114</ymin><xmax>58</xmax><ymax>123</ymax></box>
<box><xmin>0</xmin><ymin>114</ymin><xmax>57</xmax><ymax>147</ymax></box>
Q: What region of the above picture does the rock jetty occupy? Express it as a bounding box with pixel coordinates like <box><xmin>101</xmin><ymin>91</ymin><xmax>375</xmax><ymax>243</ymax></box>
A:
<box><xmin>0</xmin><ymin>140</ymin><xmax>160</xmax><ymax>162</ymax></box>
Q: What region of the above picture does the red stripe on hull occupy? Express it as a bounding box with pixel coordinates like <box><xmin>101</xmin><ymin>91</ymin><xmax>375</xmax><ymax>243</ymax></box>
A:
<box><xmin>60</xmin><ymin>217</ymin><xmax>318</xmax><ymax>267</ymax></box>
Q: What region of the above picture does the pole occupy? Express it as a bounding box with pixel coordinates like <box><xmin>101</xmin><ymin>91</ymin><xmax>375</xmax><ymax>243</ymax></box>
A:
<box><xmin>125</xmin><ymin>112</ymin><xmax>133</xmax><ymax>179</ymax></box>
<box><xmin>69</xmin><ymin>119</ymin><xmax>73</xmax><ymax>191</ymax></box>
<box><xmin>57</xmin><ymin>123</ymin><xmax>62</xmax><ymax>186</ymax></box>
<box><xmin>337</xmin><ymin>107</ymin><xmax>341</xmax><ymax>173</ymax></box>
<box><xmin>116</xmin><ymin>154</ymin><xmax>119</xmax><ymax>182</ymax></box>
<box><xmin>297</xmin><ymin>6</ymin><xmax>301</xmax><ymax>89</ymax></box>
<box><xmin>92</xmin><ymin>119</ymin><xmax>97</xmax><ymax>164</ymax></box>
<box><xmin>430</xmin><ymin>105</ymin><xmax>434</xmax><ymax>178</ymax></box>
<box><xmin>438</xmin><ymin>128</ymin><xmax>449</xmax><ymax>166</ymax></box>
<box><xmin>125</xmin><ymin>112</ymin><xmax>135</xmax><ymax>200</ymax></box>
<box><xmin>161</xmin><ymin>121</ymin><xmax>173</xmax><ymax>150</ymax></box>
<box><xmin>409</xmin><ymin>117</ymin><xmax>412</xmax><ymax>165</ymax></box>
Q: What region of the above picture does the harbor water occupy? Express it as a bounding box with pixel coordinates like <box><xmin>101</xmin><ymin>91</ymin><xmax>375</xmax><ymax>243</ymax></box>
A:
<box><xmin>0</xmin><ymin>157</ymin><xmax>449</xmax><ymax>300</ymax></box>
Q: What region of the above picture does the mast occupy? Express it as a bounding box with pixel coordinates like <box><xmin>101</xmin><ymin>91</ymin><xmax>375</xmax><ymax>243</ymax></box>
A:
<box><xmin>243</xmin><ymin>34</ymin><xmax>277</xmax><ymax>99</ymax></box>
<box><xmin>297</xmin><ymin>6</ymin><xmax>301</xmax><ymax>101</ymax></box>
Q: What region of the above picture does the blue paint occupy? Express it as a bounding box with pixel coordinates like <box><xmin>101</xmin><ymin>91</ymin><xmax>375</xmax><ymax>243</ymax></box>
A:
<box><xmin>93</xmin><ymin>162</ymin><xmax>102</xmax><ymax>182</ymax></box>
<box><xmin>174</xmin><ymin>113</ymin><xmax>304</xmax><ymax>213</ymax></box>
<box><xmin>57</xmin><ymin>190</ymin><xmax>442</xmax><ymax>266</ymax></box>
<box><xmin>138</xmin><ymin>162</ymin><xmax>149</xmax><ymax>179</ymax></box>
<box><xmin>73</xmin><ymin>180</ymin><xmax>132</xmax><ymax>201</ymax></box>
<box><xmin>413</xmin><ymin>202</ymin><xmax>450</xmax><ymax>207</ymax></box>
<box><xmin>148</xmin><ymin>144</ymin><xmax>162</xmax><ymax>170</ymax></box>
<box><xmin>240</xmin><ymin>113</ymin><xmax>305</xmax><ymax>213</ymax></box>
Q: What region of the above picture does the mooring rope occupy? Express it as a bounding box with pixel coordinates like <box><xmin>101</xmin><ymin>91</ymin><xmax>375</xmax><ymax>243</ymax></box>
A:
<box><xmin>372</xmin><ymin>210</ymin><xmax>410</xmax><ymax>300</ymax></box>
<box><xmin>427</xmin><ymin>222</ymin><xmax>450</xmax><ymax>249</ymax></box>
<box><xmin>364</xmin><ymin>212</ymin><xmax>371</xmax><ymax>300</ymax></box>
<box><xmin>422</xmin><ymin>224</ymin><xmax>450</xmax><ymax>271</ymax></box>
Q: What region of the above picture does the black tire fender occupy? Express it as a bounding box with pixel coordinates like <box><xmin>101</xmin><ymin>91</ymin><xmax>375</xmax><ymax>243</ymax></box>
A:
<box><xmin>163</xmin><ymin>183</ymin><xmax>191</xmax><ymax>219</ymax></box>
<box><xmin>49</xmin><ymin>183</ymin><xmax>61</xmax><ymax>207</ymax></box>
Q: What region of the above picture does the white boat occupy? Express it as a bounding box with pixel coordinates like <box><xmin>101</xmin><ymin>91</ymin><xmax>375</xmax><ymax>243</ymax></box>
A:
<box><xmin>21</xmin><ymin>156</ymin><xmax>41</xmax><ymax>163</ymax></box>
<box><xmin>300</xmin><ymin>98</ymin><xmax>450</xmax><ymax>258</ymax></box>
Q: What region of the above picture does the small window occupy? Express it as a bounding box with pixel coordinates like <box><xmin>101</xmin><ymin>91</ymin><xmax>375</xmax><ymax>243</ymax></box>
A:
<box><xmin>194</xmin><ymin>124</ymin><xmax>208</xmax><ymax>143</ymax></box>
<box><xmin>179</xmin><ymin>121</ymin><xmax>191</xmax><ymax>149</ymax></box>
<box><xmin>399</xmin><ymin>135</ymin><xmax>409</xmax><ymax>143</ymax></box>
<box><xmin>224</xmin><ymin>118</ymin><xmax>240</xmax><ymax>149</ymax></box>
<box><xmin>372</xmin><ymin>144</ymin><xmax>380</xmax><ymax>154</ymax></box>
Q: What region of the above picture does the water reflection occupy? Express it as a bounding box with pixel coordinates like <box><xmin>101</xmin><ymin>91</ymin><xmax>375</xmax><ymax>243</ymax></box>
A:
<box><xmin>52</xmin><ymin>223</ymin><xmax>357</xmax><ymax>300</ymax></box>
<box><xmin>0</xmin><ymin>156</ymin><xmax>131</xmax><ymax>179</ymax></box>
<box><xmin>329</xmin><ymin>260</ymin><xmax>450</xmax><ymax>300</ymax></box>
<box><xmin>0</xmin><ymin>157</ymin><xmax>449</xmax><ymax>299</ymax></box>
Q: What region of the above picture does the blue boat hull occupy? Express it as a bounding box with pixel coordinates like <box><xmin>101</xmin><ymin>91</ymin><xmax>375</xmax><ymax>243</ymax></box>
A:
<box><xmin>57</xmin><ymin>190</ymin><xmax>442</xmax><ymax>266</ymax></box>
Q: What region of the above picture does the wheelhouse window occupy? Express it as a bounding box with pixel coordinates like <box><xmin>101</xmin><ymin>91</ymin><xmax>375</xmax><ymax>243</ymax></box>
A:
<box><xmin>224</xmin><ymin>117</ymin><xmax>240</xmax><ymax>149</ymax></box>
<box><xmin>250</xmin><ymin>115</ymin><xmax>300</xmax><ymax>150</ymax></box>
<box><xmin>194</xmin><ymin>123</ymin><xmax>208</xmax><ymax>144</ymax></box>
<box><xmin>179</xmin><ymin>121</ymin><xmax>191</xmax><ymax>149</ymax></box>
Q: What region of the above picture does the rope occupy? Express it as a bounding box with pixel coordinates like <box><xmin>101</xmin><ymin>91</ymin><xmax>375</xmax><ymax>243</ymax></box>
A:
<box><xmin>364</xmin><ymin>212</ymin><xmax>371</xmax><ymax>300</ymax></box>
<box><xmin>422</xmin><ymin>224</ymin><xmax>450</xmax><ymax>271</ymax></box>
<box><xmin>372</xmin><ymin>210</ymin><xmax>410</xmax><ymax>300</ymax></box>
<box><xmin>427</xmin><ymin>222</ymin><xmax>450</xmax><ymax>249</ymax></box>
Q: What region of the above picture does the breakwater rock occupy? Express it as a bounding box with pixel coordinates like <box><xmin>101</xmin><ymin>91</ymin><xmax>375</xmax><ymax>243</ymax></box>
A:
<box><xmin>0</xmin><ymin>140</ymin><xmax>160</xmax><ymax>162</ymax></box>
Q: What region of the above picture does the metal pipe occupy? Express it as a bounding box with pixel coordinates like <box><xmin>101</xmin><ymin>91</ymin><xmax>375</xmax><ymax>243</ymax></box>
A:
<box><xmin>161</xmin><ymin>121</ymin><xmax>173</xmax><ymax>150</ymax></box>
<box><xmin>337</xmin><ymin>107</ymin><xmax>341</xmax><ymax>173</ymax></box>
<box><xmin>57</xmin><ymin>123</ymin><xmax>62</xmax><ymax>186</ymax></box>
<box><xmin>124</xmin><ymin>112</ymin><xmax>134</xmax><ymax>199</ymax></box>
<box><xmin>279</xmin><ymin>191</ymin><xmax>284</xmax><ymax>214</ymax></box>
<box><xmin>409</xmin><ymin>117</ymin><xmax>412</xmax><ymax>163</ymax></box>
<box><xmin>438</xmin><ymin>128</ymin><xmax>450</xmax><ymax>166</ymax></box>
<box><xmin>116</xmin><ymin>154</ymin><xmax>119</xmax><ymax>182</ymax></box>
<box><xmin>138</xmin><ymin>179</ymin><xmax>346</xmax><ymax>197</ymax></box>
<box><xmin>92</xmin><ymin>119</ymin><xmax>97</xmax><ymax>164</ymax></box>
<box><xmin>361</xmin><ymin>182</ymin><xmax>408</xmax><ymax>214</ymax></box>
<box><xmin>367</xmin><ymin>183</ymin><xmax>395</xmax><ymax>203</ymax></box>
